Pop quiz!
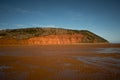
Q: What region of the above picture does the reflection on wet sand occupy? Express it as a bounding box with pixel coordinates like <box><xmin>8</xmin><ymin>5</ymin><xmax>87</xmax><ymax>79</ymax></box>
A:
<box><xmin>0</xmin><ymin>44</ymin><xmax>120</xmax><ymax>80</ymax></box>
<box><xmin>74</xmin><ymin>56</ymin><xmax>120</xmax><ymax>72</ymax></box>
<box><xmin>96</xmin><ymin>48</ymin><xmax>120</xmax><ymax>53</ymax></box>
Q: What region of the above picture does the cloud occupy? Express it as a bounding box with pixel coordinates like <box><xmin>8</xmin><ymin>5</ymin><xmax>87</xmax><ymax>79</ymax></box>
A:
<box><xmin>0</xmin><ymin>23</ymin><xmax>9</xmax><ymax>25</ymax></box>
<box><xmin>15</xmin><ymin>24</ymin><xmax>25</xmax><ymax>27</ymax></box>
<box><xmin>0</xmin><ymin>23</ymin><xmax>58</xmax><ymax>29</ymax></box>
<box><xmin>3</xmin><ymin>24</ymin><xmax>25</xmax><ymax>27</ymax></box>
<box><xmin>31</xmin><ymin>24</ymin><xmax>57</xmax><ymax>27</ymax></box>
<box><xmin>0</xmin><ymin>23</ymin><xmax>26</xmax><ymax>29</ymax></box>
<box><xmin>0</xmin><ymin>23</ymin><xmax>12</xmax><ymax>29</ymax></box>
<box><xmin>14</xmin><ymin>8</ymin><xmax>31</xmax><ymax>14</ymax></box>
<box><xmin>0</xmin><ymin>4</ymin><xmax>32</xmax><ymax>14</ymax></box>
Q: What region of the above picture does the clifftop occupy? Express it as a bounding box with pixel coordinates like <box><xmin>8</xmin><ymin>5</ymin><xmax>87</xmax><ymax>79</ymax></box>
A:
<box><xmin>0</xmin><ymin>27</ymin><xmax>108</xmax><ymax>45</ymax></box>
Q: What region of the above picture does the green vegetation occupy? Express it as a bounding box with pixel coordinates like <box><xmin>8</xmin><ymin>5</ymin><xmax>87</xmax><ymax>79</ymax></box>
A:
<box><xmin>0</xmin><ymin>27</ymin><xmax>108</xmax><ymax>43</ymax></box>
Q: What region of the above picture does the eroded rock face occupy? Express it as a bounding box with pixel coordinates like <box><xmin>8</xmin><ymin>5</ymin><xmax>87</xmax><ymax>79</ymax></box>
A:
<box><xmin>0</xmin><ymin>34</ymin><xmax>108</xmax><ymax>45</ymax></box>
<box><xmin>27</xmin><ymin>34</ymin><xmax>84</xmax><ymax>45</ymax></box>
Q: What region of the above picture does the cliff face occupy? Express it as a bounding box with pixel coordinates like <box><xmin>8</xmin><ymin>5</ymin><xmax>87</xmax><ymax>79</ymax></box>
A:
<box><xmin>0</xmin><ymin>28</ymin><xmax>108</xmax><ymax>45</ymax></box>
<box><xmin>26</xmin><ymin>34</ymin><xmax>84</xmax><ymax>45</ymax></box>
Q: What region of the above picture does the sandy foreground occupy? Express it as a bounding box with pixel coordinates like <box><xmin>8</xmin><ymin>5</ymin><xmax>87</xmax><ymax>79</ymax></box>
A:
<box><xmin>0</xmin><ymin>43</ymin><xmax>120</xmax><ymax>80</ymax></box>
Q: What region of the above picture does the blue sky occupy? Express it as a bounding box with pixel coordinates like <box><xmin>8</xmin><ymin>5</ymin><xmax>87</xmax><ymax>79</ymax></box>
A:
<box><xmin>0</xmin><ymin>0</ymin><xmax>120</xmax><ymax>43</ymax></box>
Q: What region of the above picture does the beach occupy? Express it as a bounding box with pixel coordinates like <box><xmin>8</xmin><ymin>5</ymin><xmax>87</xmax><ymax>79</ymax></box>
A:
<box><xmin>0</xmin><ymin>43</ymin><xmax>120</xmax><ymax>80</ymax></box>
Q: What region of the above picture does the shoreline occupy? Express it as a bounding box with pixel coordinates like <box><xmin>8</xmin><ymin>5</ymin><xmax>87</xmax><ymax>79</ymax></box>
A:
<box><xmin>0</xmin><ymin>43</ymin><xmax>120</xmax><ymax>48</ymax></box>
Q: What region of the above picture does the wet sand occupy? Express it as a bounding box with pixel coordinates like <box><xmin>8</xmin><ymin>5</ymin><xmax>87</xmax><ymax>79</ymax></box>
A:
<box><xmin>0</xmin><ymin>44</ymin><xmax>120</xmax><ymax>80</ymax></box>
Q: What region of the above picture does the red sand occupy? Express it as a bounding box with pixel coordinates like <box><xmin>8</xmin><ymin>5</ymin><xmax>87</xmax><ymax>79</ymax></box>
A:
<box><xmin>0</xmin><ymin>43</ymin><xmax>120</xmax><ymax>80</ymax></box>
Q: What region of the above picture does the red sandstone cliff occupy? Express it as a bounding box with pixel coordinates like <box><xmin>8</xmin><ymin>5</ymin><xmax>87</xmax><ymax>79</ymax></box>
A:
<box><xmin>26</xmin><ymin>34</ymin><xmax>84</xmax><ymax>45</ymax></box>
<box><xmin>0</xmin><ymin>34</ymin><xmax>108</xmax><ymax>45</ymax></box>
<box><xmin>0</xmin><ymin>28</ymin><xmax>109</xmax><ymax>45</ymax></box>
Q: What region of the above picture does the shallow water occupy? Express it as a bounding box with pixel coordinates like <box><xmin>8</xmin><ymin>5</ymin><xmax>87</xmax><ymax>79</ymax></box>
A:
<box><xmin>0</xmin><ymin>65</ymin><xmax>12</xmax><ymax>69</ymax></box>
<box><xmin>74</xmin><ymin>56</ymin><xmax>120</xmax><ymax>72</ymax></box>
<box><xmin>96</xmin><ymin>48</ymin><xmax>120</xmax><ymax>53</ymax></box>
